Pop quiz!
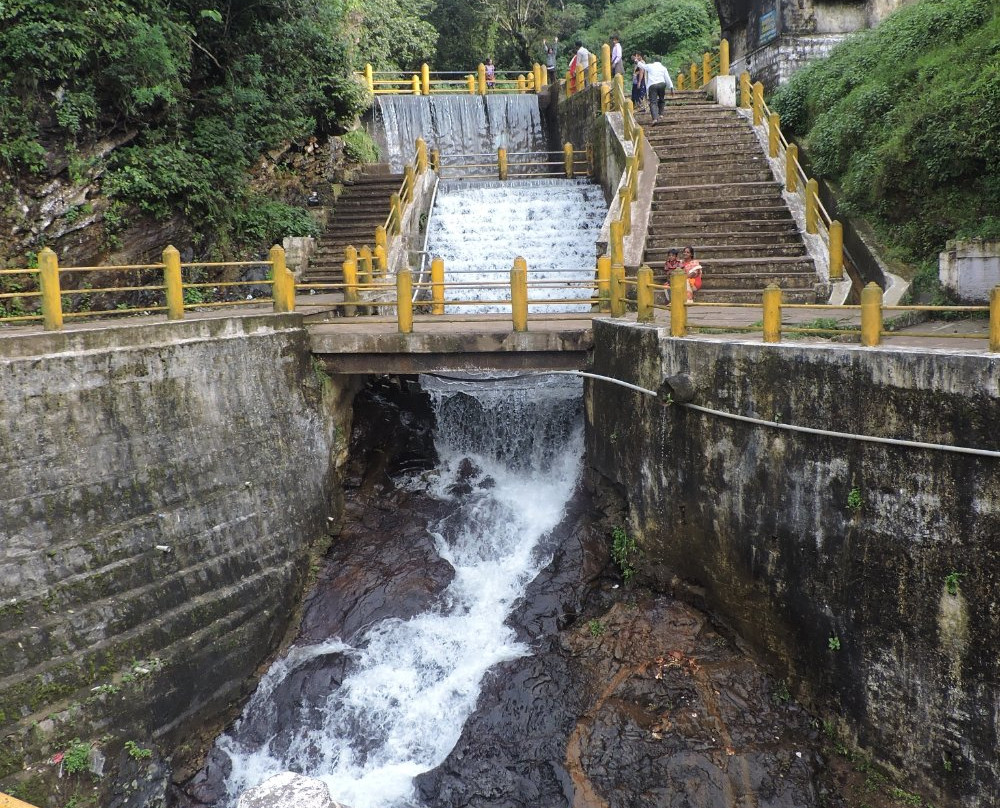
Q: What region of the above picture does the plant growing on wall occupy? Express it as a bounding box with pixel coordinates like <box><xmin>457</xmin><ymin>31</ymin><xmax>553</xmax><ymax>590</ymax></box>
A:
<box><xmin>611</xmin><ymin>526</ymin><xmax>637</xmax><ymax>580</ymax></box>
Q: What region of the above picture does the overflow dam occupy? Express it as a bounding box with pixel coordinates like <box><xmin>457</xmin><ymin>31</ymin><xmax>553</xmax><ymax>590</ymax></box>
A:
<box><xmin>1</xmin><ymin>77</ymin><xmax>999</xmax><ymax>808</ymax></box>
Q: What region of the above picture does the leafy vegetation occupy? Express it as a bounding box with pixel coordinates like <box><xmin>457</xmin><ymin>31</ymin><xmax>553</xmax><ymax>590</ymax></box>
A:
<box><xmin>770</xmin><ymin>0</ymin><xmax>1000</xmax><ymax>266</ymax></box>
<box><xmin>611</xmin><ymin>525</ymin><xmax>637</xmax><ymax>581</ymax></box>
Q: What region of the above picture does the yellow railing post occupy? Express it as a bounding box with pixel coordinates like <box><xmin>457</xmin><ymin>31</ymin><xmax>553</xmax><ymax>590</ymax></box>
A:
<box><xmin>628</xmin><ymin>154</ymin><xmax>638</xmax><ymax>197</ymax></box>
<box><xmin>677</xmin><ymin>73</ymin><xmax>686</xmax><ymax>91</ymax></box>
<box><xmin>610</xmin><ymin>220</ymin><xmax>624</xmax><ymax>268</ymax></box>
<box><xmin>576</xmin><ymin>64</ymin><xmax>585</xmax><ymax>92</ymax></box>
<box><xmin>542</xmin><ymin>65</ymin><xmax>549</xmax><ymax>87</ymax></box>
<box><xmin>511</xmin><ymin>256</ymin><xmax>528</xmax><ymax>332</ymax></box>
<box><xmin>397</xmin><ymin>268</ymin><xmax>413</xmax><ymax>333</ymax></box>
<box><xmin>533</xmin><ymin>64</ymin><xmax>541</xmax><ymax>92</ymax></box>
<box><xmin>635</xmin><ymin>125</ymin><xmax>645</xmax><ymax>171</ymax></box>
<box><xmin>390</xmin><ymin>193</ymin><xmax>402</xmax><ymax>233</ymax></box>
<box><xmin>991</xmin><ymin>286</ymin><xmax>1000</xmax><ymax>352</ymax></box>
<box><xmin>498</xmin><ymin>147</ymin><xmax>508</xmax><ymax>180</ymax></box>
<box><xmin>588</xmin><ymin>60</ymin><xmax>598</xmax><ymax>87</ymax></box>
<box><xmin>421</xmin><ymin>63</ymin><xmax>430</xmax><ymax>95</ymax></box>
<box><xmin>270</xmin><ymin>244</ymin><xmax>295</xmax><ymax>312</ymax></box>
<box><xmin>374</xmin><ymin>245</ymin><xmax>387</xmax><ymax>277</ymax></box>
<box><xmin>564</xmin><ymin>143</ymin><xmax>574</xmax><ymax>178</ymax></box>
<box><xmin>689</xmin><ymin>64</ymin><xmax>697</xmax><ymax>89</ymax></box>
<box><xmin>753</xmin><ymin>81</ymin><xmax>764</xmax><ymax>126</ymax></box>
<box><xmin>601</xmin><ymin>83</ymin><xmax>611</xmax><ymax>113</ymax></box>
<box><xmin>597</xmin><ymin>254</ymin><xmax>611</xmax><ymax>312</ymax></box>
<box><xmin>762</xmin><ymin>284</ymin><xmax>782</xmax><ymax>342</ymax></box>
<box><xmin>416</xmin><ymin>138</ymin><xmax>427</xmax><ymax>173</ymax></box>
<box><xmin>670</xmin><ymin>270</ymin><xmax>687</xmax><ymax>336</ymax></box>
<box><xmin>740</xmin><ymin>72</ymin><xmax>750</xmax><ymax>108</ymax></box>
<box><xmin>806</xmin><ymin>178</ymin><xmax>819</xmax><ymax>234</ymax></box>
<box><xmin>431</xmin><ymin>256</ymin><xmax>445</xmax><ymax>315</ymax></box>
<box><xmin>431</xmin><ymin>149</ymin><xmax>440</xmax><ymax>172</ymax></box>
<box><xmin>829</xmin><ymin>220</ymin><xmax>844</xmax><ymax>280</ymax></box>
<box><xmin>404</xmin><ymin>165</ymin><xmax>415</xmax><ymax>204</ymax></box>
<box><xmin>702</xmin><ymin>52</ymin><xmax>711</xmax><ymax>85</ymax></box>
<box><xmin>411</xmin><ymin>74</ymin><xmax>420</xmax><ymax>95</ymax></box>
<box><xmin>517</xmin><ymin>75</ymin><xmax>526</xmax><ymax>93</ymax></box>
<box><xmin>602</xmin><ymin>43</ymin><xmax>612</xmax><ymax>83</ymax></box>
<box><xmin>786</xmin><ymin>143</ymin><xmax>798</xmax><ymax>192</ymax></box>
<box><xmin>720</xmin><ymin>39</ymin><xmax>730</xmax><ymax>75</ymax></box>
<box><xmin>565</xmin><ymin>70</ymin><xmax>573</xmax><ymax>97</ymax></box>
<box><xmin>768</xmin><ymin>112</ymin><xmax>780</xmax><ymax>158</ymax></box>
<box><xmin>478</xmin><ymin>63</ymin><xmax>487</xmax><ymax>95</ymax></box>
<box><xmin>467</xmin><ymin>74</ymin><xmax>476</xmax><ymax>94</ymax></box>
<box><xmin>163</xmin><ymin>245</ymin><xmax>184</xmax><ymax>320</ymax></box>
<box><xmin>610</xmin><ymin>264</ymin><xmax>626</xmax><ymax>317</ymax></box>
<box><xmin>614</xmin><ymin>73</ymin><xmax>624</xmax><ymax>103</ymax></box>
<box><xmin>365</xmin><ymin>63</ymin><xmax>374</xmax><ymax>94</ymax></box>
<box><xmin>620</xmin><ymin>187</ymin><xmax>632</xmax><ymax>236</ymax></box>
<box><xmin>860</xmin><ymin>282</ymin><xmax>883</xmax><ymax>347</ymax></box>
<box><xmin>343</xmin><ymin>256</ymin><xmax>359</xmax><ymax>317</ymax></box>
<box><xmin>375</xmin><ymin>224</ymin><xmax>387</xmax><ymax>253</ymax></box>
<box><xmin>637</xmin><ymin>265</ymin><xmax>654</xmax><ymax>322</ymax></box>
<box><xmin>359</xmin><ymin>245</ymin><xmax>373</xmax><ymax>290</ymax></box>
<box><xmin>37</xmin><ymin>247</ymin><xmax>63</xmax><ymax>331</ymax></box>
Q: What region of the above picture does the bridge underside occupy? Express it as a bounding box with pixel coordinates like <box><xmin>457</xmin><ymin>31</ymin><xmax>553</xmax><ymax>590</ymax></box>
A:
<box><xmin>307</xmin><ymin>313</ymin><xmax>598</xmax><ymax>374</ymax></box>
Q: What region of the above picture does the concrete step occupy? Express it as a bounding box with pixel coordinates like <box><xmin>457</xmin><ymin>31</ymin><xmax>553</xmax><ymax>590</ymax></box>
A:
<box><xmin>646</xmin><ymin>229</ymin><xmax>802</xmax><ymax>247</ymax></box>
<box><xmin>657</xmin><ymin>207</ymin><xmax>794</xmax><ymax>224</ymax></box>
<box><xmin>654</xmin><ymin>152</ymin><xmax>766</xmax><ymax>167</ymax></box>
<box><xmin>695</xmin><ymin>287</ymin><xmax>817</xmax><ymax>304</ymax></box>
<box><xmin>652</xmin><ymin>194</ymin><xmax>787</xmax><ymax>213</ymax></box>
<box><xmin>698</xmin><ymin>272</ymin><xmax>816</xmax><ymax>290</ymax></box>
<box><xmin>697</xmin><ymin>256</ymin><xmax>815</xmax><ymax>273</ymax></box>
<box><xmin>657</xmin><ymin>165</ymin><xmax>774</xmax><ymax>182</ymax></box>
<box><xmin>653</xmin><ymin>180</ymin><xmax>782</xmax><ymax>197</ymax></box>
<box><xmin>644</xmin><ymin>243</ymin><xmax>806</xmax><ymax>261</ymax></box>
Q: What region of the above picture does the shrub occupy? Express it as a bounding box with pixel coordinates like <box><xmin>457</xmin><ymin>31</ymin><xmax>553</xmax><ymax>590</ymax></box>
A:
<box><xmin>342</xmin><ymin>130</ymin><xmax>381</xmax><ymax>164</ymax></box>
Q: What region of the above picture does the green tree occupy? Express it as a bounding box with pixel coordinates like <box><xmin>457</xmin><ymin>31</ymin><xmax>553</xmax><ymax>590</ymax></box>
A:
<box><xmin>351</xmin><ymin>0</ymin><xmax>439</xmax><ymax>71</ymax></box>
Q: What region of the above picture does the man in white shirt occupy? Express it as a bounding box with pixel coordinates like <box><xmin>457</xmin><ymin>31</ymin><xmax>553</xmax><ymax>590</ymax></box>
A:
<box><xmin>610</xmin><ymin>35</ymin><xmax>623</xmax><ymax>77</ymax></box>
<box><xmin>632</xmin><ymin>53</ymin><xmax>674</xmax><ymax>125</ymax></box>
<box><xmin>575</xmin><ymin>41</ymin><xmax>590</xmax><ymax>84</ymax></box>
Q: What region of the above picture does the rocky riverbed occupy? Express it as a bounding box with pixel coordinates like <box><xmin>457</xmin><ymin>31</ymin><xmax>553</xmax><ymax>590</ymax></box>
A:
<box><xmin>177</xmin><ymin>376</ymin><xmax>864</xmax><ymax>808</ymax></box>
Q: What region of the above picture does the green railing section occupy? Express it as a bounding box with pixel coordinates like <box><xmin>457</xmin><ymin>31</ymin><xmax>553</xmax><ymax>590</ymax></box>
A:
<box><xmin>0</xmin><ymin>246</ymin><xmax>295</xmax><ymax>331</ymax></box>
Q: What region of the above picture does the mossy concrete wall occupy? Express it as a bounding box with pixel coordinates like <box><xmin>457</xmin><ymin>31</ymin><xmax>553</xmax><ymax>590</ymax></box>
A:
<box><xmin>0</xmin><ymin>314</ymin><xmax>354</xmax><ymax>801</ymax></box>
<box><xmin>586</xmin><ymin>319</ymin><xmax>1000</xmax><ymax>808</ymax></box>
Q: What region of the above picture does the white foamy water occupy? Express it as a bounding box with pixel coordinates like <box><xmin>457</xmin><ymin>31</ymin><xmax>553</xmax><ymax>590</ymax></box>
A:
<box><xmin>425</xmin><ymin>179</ymin><xmax>607</xmax><ymax>314</ymax></box>
<box><xmin>371</xmin><ymin>95</ymin><xmax>547</xmax><ymax>171</ymax></box>
<box><xmin>216</xmin><ymin>375</ymin><xmax>584</xmax><ymax>808</ymax></box>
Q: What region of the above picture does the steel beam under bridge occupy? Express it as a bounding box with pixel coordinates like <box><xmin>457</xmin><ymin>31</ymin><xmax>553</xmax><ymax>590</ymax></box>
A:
<box><xmin>307</xmin><ymin>313</ymin><xmax>598</xmax><ymax>374</ymax></box>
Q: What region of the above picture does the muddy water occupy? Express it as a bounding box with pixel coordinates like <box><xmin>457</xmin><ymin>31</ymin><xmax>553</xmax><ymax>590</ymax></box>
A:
<box><xmin>180</xmin><ymin>376</ymin><xmax>841</xmax><ymax>808</ymax></box>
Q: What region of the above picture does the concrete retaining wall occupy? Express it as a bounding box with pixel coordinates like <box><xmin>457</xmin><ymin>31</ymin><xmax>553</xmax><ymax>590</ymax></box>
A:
<box><xmin>586</xmin><ymin>319</ymin><xmax>1000</xmax><ymax>807</ymax></box>
<box><xmin>0</xmin><ymin>314</ymin><xmax>350</xmax><ymax>800</ymax></box>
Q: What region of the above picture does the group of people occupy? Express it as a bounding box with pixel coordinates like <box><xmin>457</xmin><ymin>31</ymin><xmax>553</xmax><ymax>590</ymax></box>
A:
<box><xmin>664</xmin><ymin>247</ymin><xmax>703</xmax><ymax>301</ymax></box>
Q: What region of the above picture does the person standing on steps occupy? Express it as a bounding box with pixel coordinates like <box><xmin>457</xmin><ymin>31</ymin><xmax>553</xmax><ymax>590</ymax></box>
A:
<box><xmin>543</xmin><ymin>38</ymin><xmax>558</xmax><ymax>73</ymax></box>
<box><xmin>632</xmin><ymin>53</ymin><xmax>673</xmax><ymax>125</ymax></box>
<box><xmin>485</xmin><ymin>57</ymin><xmax>496</xmax><ymax>89</ymax></box>
<box><xmin>575</xmin><ymin>41</ymin><xmax>591</xmax><ymax>85</ymax></box>
<box><xmin>610</xmin><ymin>35</ymin><xmax>624</xmax><ymax>77</ymax></box>
<box><xmin>681</xmin><ymin>245</ymin><xmax>703</xmax><ymax>301</ymax></box>
<box><xmin>631</xmin><ymin>60</ymin><xmax>646</xmax><ymax>112</ymax></box>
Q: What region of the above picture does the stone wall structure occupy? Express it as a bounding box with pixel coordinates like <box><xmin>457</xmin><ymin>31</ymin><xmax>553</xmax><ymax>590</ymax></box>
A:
<box><xmin>586</xmin><ymin>319</ymin><xmax>1000</xmax><ymax>807</ymax></box>
<box><xmin>0</xmin><ymin>314</ymin><xmax>354</xmax><ymax>803</ymax></box>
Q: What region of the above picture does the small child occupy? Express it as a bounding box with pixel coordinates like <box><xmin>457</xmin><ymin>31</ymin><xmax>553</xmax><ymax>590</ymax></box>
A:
<box><xmin>662</xmin><ymin>248</ymin><xmax>681</xmax><ymax>302</ymax></box>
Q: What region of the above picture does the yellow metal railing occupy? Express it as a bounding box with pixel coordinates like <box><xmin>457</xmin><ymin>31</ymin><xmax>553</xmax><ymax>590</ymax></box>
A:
<box><xmin>736</xmin><ymin>72</ymin><xmax>846</xmax><ymax>282</ymax></box>
<box><xmin>436</xmin><ymin>148</ymin><xmax>590</xmax><ymax>181</ymax></box>
<box><xmin>617</xmin><ymin>267</ymin><xmax>1000</xmax><ymax>351</ymax></box>
<box><xmin>0</xmin><ymin>245</ymin><xmax>295</xmax><ymax>331</ymax></box>
<box><xmin>297</xmin><ymin>256</ymin><xmax>606</xmax><ymax>333</ymax></box>
<box><xmin>358</xmin><ymin>63</ymin><xmax>547</xmax><ymax>96</ymax></box>
<box><xmin>675</xmin><ymin>39</ymin><xmax>730</xmax><ymax>90</ymax></box>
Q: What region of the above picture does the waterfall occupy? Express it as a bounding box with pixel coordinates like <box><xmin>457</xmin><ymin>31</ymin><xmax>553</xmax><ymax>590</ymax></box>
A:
<box><xmin>424</xmin><ymin>178</ymin><xmax>607</xmax><ymax>313</ymax></box>
<box><xmin>369</xmin><ymin>95</ymin><xmax>549</xmax><ymax>170</ymax></box>
<box><xmin>214</xmin><ymin>374</ymin><xmax>585</xmax><ymax>808</ymax></box>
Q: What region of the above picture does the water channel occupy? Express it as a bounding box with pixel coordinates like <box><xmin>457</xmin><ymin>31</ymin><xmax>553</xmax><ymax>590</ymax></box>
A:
<box><xmin>179</xmin><ymin>94</ymin><xmax>846</xmax><ymax>808</ymax></box>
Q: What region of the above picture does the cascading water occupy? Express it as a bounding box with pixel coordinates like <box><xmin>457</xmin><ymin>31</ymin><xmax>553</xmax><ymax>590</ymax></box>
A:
<box><xmin>369</xmin><ymin>95</ymin><xmax>548</xmax><ymax>171</ymax></box>
<box><xmin>212</xmin><ymin>374</ymin><xmax>584</xmax><ymax>808</ymax></box>
<box><xmin>424</xmin><ymin>179</ymin><xmax>606</xmax><ymax>313</ymax></box>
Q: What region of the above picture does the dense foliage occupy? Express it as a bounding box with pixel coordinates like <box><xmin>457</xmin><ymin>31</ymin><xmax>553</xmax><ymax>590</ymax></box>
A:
<box><xmin>771</xmin><ymin>0</ymin><xmax>1000</xmax><ymax>265</ymax></box>
<box><xmin>0</xmin><ymin>0</ymin><xmax>368</xmax><ymax>252</ymax></box>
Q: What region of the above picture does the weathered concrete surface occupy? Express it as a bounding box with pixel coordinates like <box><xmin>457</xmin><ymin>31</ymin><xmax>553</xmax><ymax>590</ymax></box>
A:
<box><xmin>308</xmin><ymin>313</ymin><xmax>598</xmax><ymax>373</ymax></box>
<box><xmin>0</xmin><ymin>314</ymin><xmax>355</xmax><ymax>803</ymax></box>
<box><xmin>586</xmin><ymin>318</ymin><xmax>1000</xmax><ymax>807</ymax></box>
<box><xmin>939</xmin><ymin>239</ymin><xmax>1000</xmax><ymax>303</ymax></box>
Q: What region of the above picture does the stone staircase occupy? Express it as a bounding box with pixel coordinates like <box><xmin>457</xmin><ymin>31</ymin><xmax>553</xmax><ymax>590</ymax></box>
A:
<box><xmin>640</xmin><ymin>92</ymin><xmax>818</xmax><ymax>303</ymax></box>
<box><xmin>303</xmin><ymin>165</ymin><xmax>402</xmax><ymax>284</ymax></box>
